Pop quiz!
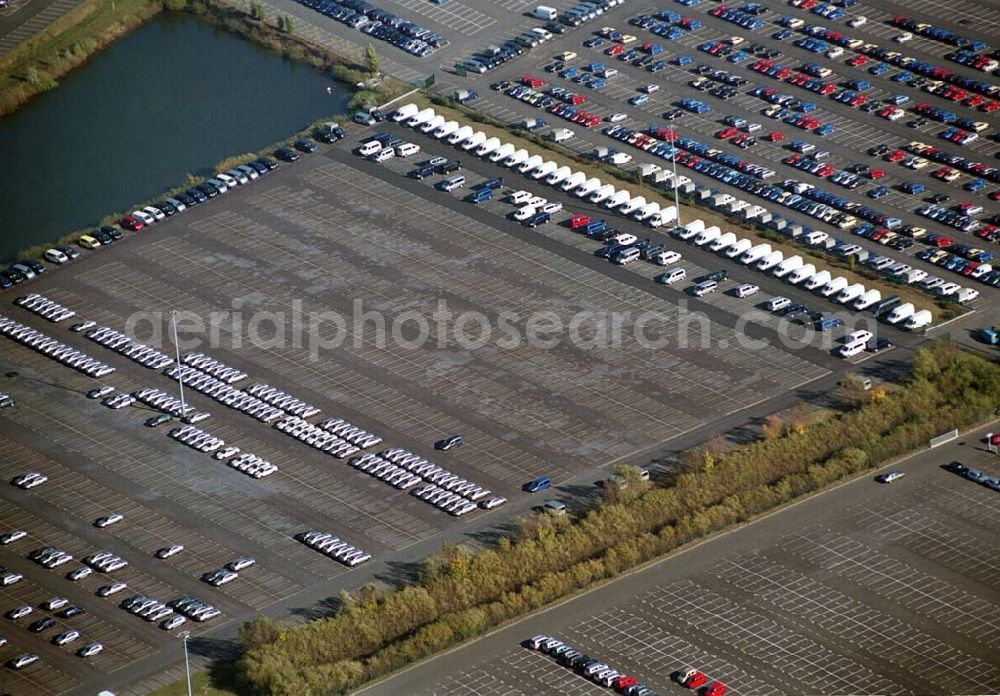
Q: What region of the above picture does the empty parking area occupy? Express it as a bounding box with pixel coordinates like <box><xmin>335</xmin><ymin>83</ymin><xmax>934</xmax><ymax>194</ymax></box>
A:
<box><xmin>365</xmin><ymin>427</ymin><xmax>1000</xmax><ymax>696</ymax></box>
<box><xmin>0</xmin><ymin>135</ymin><xmax>837</xmax><ymax>693</ymax></box>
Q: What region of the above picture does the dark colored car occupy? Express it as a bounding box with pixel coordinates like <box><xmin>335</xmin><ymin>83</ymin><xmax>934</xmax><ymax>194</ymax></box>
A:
<box><xmin>409</xmin><ymin>165</ymin><xmax>436</xmax><ymax>180</ymax></box>
<box><xmin>435</xmin><ymin>434</ymin><xmax>463</xmax><ymax>451</ymax></box>
<box><xmin>155</xmin><ymin>201</ymin><xmax>177</xmax><ymax>217</ymax></box>
<box><xmin>59</xmin><ymin>606</ymin><xmax>85</xmax><ymax>619</ymax></box>
<box><xmin>274</xmin><ymin>147</ymin><xmax>300</xmax><ymax>162</ymax></box>
<box><xmin>23</xmin><ymin>259</ymin><xmax>45</xmax><ymax>275</ymax></box>
<box><xmin>256</xmin><ymin>156</ymin><xmax>279</xmax><ymax>171</ymax></box>
<box><xmin>196</xmin><ymin>182</ymin><xmax>220</xmax><ymax>198</ymax></box>
<box><xmin>867</xmin><ymin>338</ymin><xmax>893</xmax><ymax>353</ymax></box>
<box><xmin>247</xmin><ymin>160</ymin><xmax>269</xmax><ymax>176</ymax></box>
<box><xmin>5</xmin><ymin>268</ymin><xmax>26</xmax><ymax>284</ymax></box>
<box><xmin>0</xmin><ymin>273</ymin><xmax>13</xmax><ymax>289</ymax></box>
<box><xmin>436</xmin><ymin>160</ymin><xmax>462</xmax><ymax>174</ymax></box>
<box><xmin>145</xmin><ymin>414</ymin><xmax>172</xmax><ymax>428</ymax></box>
<box><xmin>29</xmin><ymin>618</ymin><xmax>56</xmax><ymax>633</ymax></box>
<box><xmin>92</xmin><ymin>229</ymin><xmax>113</xmax><ymax>245</ymax></box>
<box><xmin>524</xmin><ymin>476</ymin><xmax>551</xmax><ymax>492</ymax></box>
<box><xmin>175</xmin><ymin>192</ymin><xmax>198</xmax><ymax>207</ymax></box>
<box><xmin>57</xmin><ymin>245</ymin><xmax>80</xmax><ymax>260</ymax></box>
<box><xmin>186</xmin><ymin>188</ymin><xmax>208</xmax><ymax>203</ymax></box>
<box><xmin>369</xmin><ymin>109</ymin><xmax>387</xmax><ymax>122</ymax></box>
<box><xmin>699</xmin><ymin>269</ymin><xmax>728</xmax><ymax>283</ymax></box>
<box><xmin>946</xmin><ymin>461</ymin><xmax>968</xmax><ymax>475</ymax></box>
<box><xmin>293</xmin><ymin>138</ymin><xmax>318</xmax><ymax>153</ymax></box>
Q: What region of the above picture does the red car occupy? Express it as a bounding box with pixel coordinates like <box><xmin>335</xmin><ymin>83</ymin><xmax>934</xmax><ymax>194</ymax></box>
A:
<box><xmin>684</xmin><ymin>671</ymin><xmax>708</xmax><ymax>689</ymax></box>
<box><xmin>716</xmin><ymin>127</ymin><xmax>739</xmax><ymax>139</ymax></box>
<box><xmin>981</xmin><ymin>100</ymin><xmax>999</xmax><ymax>113</ymax></box>
<box><xmin>931</xmin><ymin>235</ymin><xmax>952</xmax><ymax>247</ymax></box>
<box><xmin>768</xmin><ymin>130</ymin><xmax>785</xmax><ymax>142</ymax></box>
<box><xmin>569</xmin><ymin>213</ymin><xmax>592</xmax><ymax>229</ymax></box>
<box><xmin>120</xmin><ymin>215</ymin><xmax>144</xmax><ymax>231</ymax></box>
<box><xmin>568</xmin><ymin>93</ymin><xmax>586</xmax><ymax>105</ymax></box>
<box><xmin>606</xmin><ymin>44</ymin><xmax>624</xmax><ymax>56</ymax></box>
<box><xmin>885</xmin><ymin>150</ymin><xmax>906</xmax><ymax>163</ymax></box>
<box><xmin>705</xmin><ymin>682</ymin><xmax>728</xmax><ymax>696</ymax></box>
<box><xmin>869</xmin><ymin>168</ymin><xmax>886</xmax><ymax>179</ymax></box>
<box><xmin>847</xmin><ymin>55</ymin><xmax>867</xmax><ymax>67</ymax></box>
<box><xmin>613</xmin><ymin>675</ymin><xmax>637</xmax><ymax>691</ymax></box>
<box><xmin>818</xmin><ymin>83</ymin><xmax>837</xmax><ymax>95</ymax></box>
<box><xmin>521</xmin><ymin>75</ymin><xmax>544</xmax><ymax>88</ymax></box>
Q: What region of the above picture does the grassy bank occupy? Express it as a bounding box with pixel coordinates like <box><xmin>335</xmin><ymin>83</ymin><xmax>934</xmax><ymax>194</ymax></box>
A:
<box><xmin>219</xmin><ymin>342</ymin><xmax>998</xmax><ymax>695</ymax></box>
<box><xmin>414</xmin><ymin>94</ymin><xmax>964</xmax><ymax>323</ymax></box>
<box><xmin>0</xmin><ymin>0</ymin><xmax>162</xmax><ymax>116</ymax></box>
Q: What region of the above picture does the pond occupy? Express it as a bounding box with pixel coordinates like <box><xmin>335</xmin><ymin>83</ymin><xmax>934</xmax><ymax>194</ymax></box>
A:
<box><xmin>0</xmin><ymin>12</ymin><xmax>350</xmax><ymax>260</ymax></box>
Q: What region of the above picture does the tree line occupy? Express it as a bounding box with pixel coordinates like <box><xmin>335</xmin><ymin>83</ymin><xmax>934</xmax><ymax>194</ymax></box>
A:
<box><xmin>234</xmin><ymin>342</ymin><xmax>1000</xmax><ymax>695</ymax></box>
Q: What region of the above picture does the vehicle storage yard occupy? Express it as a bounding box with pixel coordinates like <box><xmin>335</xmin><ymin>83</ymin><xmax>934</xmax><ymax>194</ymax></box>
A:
<box><xmin>363</xmin><ymin>426</ymin><xmax>1000</xmax><ymax>696</ymax></box>
<box><xmin>1</xmin><ymin>0</ymin><xmax>998</xmax><ymax>693</ymax></box>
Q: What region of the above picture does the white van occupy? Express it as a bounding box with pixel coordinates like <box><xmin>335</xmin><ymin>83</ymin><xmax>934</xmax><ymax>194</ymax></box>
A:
<box><xmin>395</xmin><ymin>143</ymin><xmax>420</xmax><ymax>157</ymax></box>
<box><xmin>692</xmin><ymin>280</ymin><xmax>717</xmax><ymax>297</ymax></box>
<box><xmin>509</xmin><ymin>190</ymin><xmax>532</xmax><ymax>205</ymax></box>
<box><xmin>904</xmin><ymin>309</ymin><xmax>932</xmax><ymax>330</ymax></box>
<box><xmin>372</xmin><ymin>148</ymin><xmax>395</xmax><ymax>163</ymax></box>
<box><xmin>837</xmin><ymin>342</ymin><xmax>866</xmax><ymax>359</ymax></box>
<box><xmin>845</xmin><ymin>330</ymin><xmax>873</xmax><ymax>345</ymax></box>
<box><xmin>612</xmin><ymin>247</ymin><xmax>641</xmax><ymax>265</ymax></box>
<box><xmin>957</xmin><ymin>288</ymin><xmax>979</xmax><ymax>304</ymax></box>
<box><xmin>884</xmin><ymin>302</ymin><xmax>914</xmax><ymax>325</ymax></box>
<box><xmin>440</xmin><ymin>175</ymin><xmax>466</xmax><ymax>192</ymax></box>
<box><xmin>735</xmin><ymin>283</ymin><xmax>759</xmax><ymax>298</ymax></box>
<box><xmin>358</xmin><ymin>140</ymin><xmax>383</xmax><ymax>157</ymax></box>
<box><xmin>533</xmin><ymin>4</ymin><xmax>557</xmax><ymax>20</ymax></box>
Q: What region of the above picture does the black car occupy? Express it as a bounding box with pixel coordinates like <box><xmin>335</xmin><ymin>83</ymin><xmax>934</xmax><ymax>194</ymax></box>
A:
<box><xmin>779</xmin><ymin>303</ymin><xmax>808</xmax><ymax>316</ymax></box>
<box><xmin>57</xmin><ymin>245</ymin><xmax>80</xmax><ymax>260</ymax></box>
<box><xmin>59</xmin><ymin>606</ymin><xmax>85</xmax><ymax>619</ymax></box>
<box><xmin>926</xmin><ymin>193</ymin><xmax>950</xmax><ymax>203</ymax></box>
<box><xmin>434</xmin><ymin>434</ymin><xmax>463</xmax><ymax>451</ymax></box>
<box><xmin>29</xmin><ymin>618</ymin><xmax>55</xmax><ymax>633</ymax></box>
<box><xmin>313</xmin><ymin>125</ymin><xmax>343</xmax><ymax>143</ymax></box>
<box><xmin>247</xmin><ymin>160</ymin><xmax>269</xmax><ymax>176</ymax></box>
<box><xmin>275</xmin><ymin>147</ymin><xmax>300</xmax><ymax>162</ymax></box>
<box><xmin>662</xmin><ymin>109</ymin><xmax>684</xmax><ymax>120</ymax></box>
<box><xmin>22</xmin><ymin>259</ymin><xmax>44</xmax><ymax>275</ymax></box>
<box><xmin>409</xmin><ymin>165</ymin><xmax>436</xmax><ymax>180</ymax></box>
<box><xmin>293</xmin><ymin>138</ymin><xmax>318</xmax><ymax>153</ymax></box>
<box><xmin>370</xmin><ymin>109</ymin><xmax>387</xmax><ymax>122</ymax></box>
<box><xmin>175</xmin><ymin>192</ymin><xmax>197</xmax><ymax>207</ymax></box>
<box><xmin>0</xmin><ymin>274</ymin><xmax>13</xmax><ymax>289</ymax></box>
<box><xmin>436</xmin><ymin>160</ymin><xmax>461</xmax><ymax>174</ymax></box>
<box><xmin>196</xmin><ymin>182</ymin><xmax>219</xmax><ymax>198</ymax></box>
<box><xmin>145</xmin><ymin>414</ymin><xmax>172</xmax><ymax>428</ymax></box>
<box><xmin>946</xmin><ymin>461</ymin><xmax>968</xmax><ymax>475</ymax></box>
<box><xmin>3</xmin><ymin>269</ymin><xmax>24</xmax><ymax>285</ymax></box>
<box><xmin>155</xmin><ymin>201</ymin><xmax>177</xmax><ymax>217</ymax></box>
<box><xmin>867</xmin><ymin>338</ymin><xmax>893</xmax><ymax>353</ymax></box>
<box><xmin>107</xmin><ymin>227</ymin><xmax>124</xmax><ymax>241</ymax></box>
<box><xmin>92</xmin><ymin>229</ymin><xmax>113</xmax><ymax>245</ymax></box>
<box><xmin>595</xmin><ymin>243</ymin><xmax>626</xmax><ymax>259</ymax></box>
<box><xmin>699</xmin><ymin>269</ymin><xmax>728</xmax><ymax>283</ymax></box>
<box><xmin>257</xmin><ymin>156</ymin><xmax>279</xmax><ymax>171</ymax></box>
<box><xmin>640</xmin><ymin>243</ymin><xmax>665</xmax><ymax>260</ymax></box>
<box><xmin>186</xmin><ymin>187</ymin><xmax>208</xmax><ymax>203</ymax></box>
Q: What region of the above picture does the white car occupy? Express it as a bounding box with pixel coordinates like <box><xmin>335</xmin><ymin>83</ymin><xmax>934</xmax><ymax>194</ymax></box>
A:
<box><xmin>227</xmin><ymin>558</ymin><xmax>256</xmax><ymax>572</ymax></box>
<box><xmin>13</xmin><ymin>472</ymin><xmax>47</xmax><ymax>489</ymax></box>
<box><xmin>67</xmin><ymin>566</ymin><xmax>92</xmax><ymax>581</ymax></box>
<box><xmin>97</xmin><ymin>581</ymin><xmax>127</xmax><ymax>597</ymax></box>
<box><xmin>849</xmin><ymin>15</ymin><xmax>867</xmax><ymax>27</ymax></box>
<box><xmin>43</xmin><ymin>597</ymin><xmax>69</xmax><ymax>611</ymax></box>
<box><xmin>77</xmin><ymin>643</ymin><xmax>103</xmax><ymax>658</ymax></box>
<box><xmin>1</xmin><ymin>572</ymin><xmax>23</xmax><ymax>586</ymax></box>
<box><xmin>143</xmin><ymin>205</ymin><xmax>166</xmax><ymax>221</ymax></box>
<box><xmin>653</xmin><ymin>250</ymin><xmax>682</xmax><ymax>266</ymax></box>
<box><xmin>95</xmin><ymin>513</ymin><xmax>124</xmax><ymax>528</ymax></box>
<box><xmin>203</xmin><ymin>569</ymin><xmax>238</xmax><ymax>587</ymax></box>
<box><xmin>43</xmin><ymin>249</ymin><xmax>69</xmax><ymax>265</ymax></box>
<box><xmin>54</xmin><ymin>630</ymin><xmax>81</xmax><ymax>646</ymax></box>
<box><xmin>735</xmin><ymin>283</ymin><xmax>759</xmax><ymax>298</ymax></box>
<box><xmin>216</xmin><ymin>172</ymin><xmax>239</xmax><ymax>188</ymax></box>
<box><xmin>155</xmin><ymin>545</ymin><xmax>184</xmax><ymax>559</ymax></box>
<box><xmin>541</xmin><ymin>201</ymin><xmax>563</xmax><ymax>214</ymax></box>
<box><xmin>131</xmin><ymin>210</ymin><xmax>155</xmax><ymax>226</ymax></box>
<box><xmin>765</xmin><ymin>296</ymin><xmax>790</xmax><ymax>311</ymax></box>
<box><xmin>9</xmin><ymin>654</ymin><xmax>38</xmax><ymax>669</ymax></box>
<box><xmin>607</xmin><ymin>113</ymin><xmax>628</xmax><ymax>123</ymax></box>
<box><xmin>895</xmin><ymin>32</ymin><xmax>912</xmax><ymax>42</ymax></box>
<box><xmin>161</xmin><ymin>615</ymin><xmax>187</xmax><ymax>630</ymax></box>
<box><xmin>512</xmin><ymin>206</ymin><xmax>537</xmax><ymax>222</ymax></box>
<box><xmin>0</xmin><ymin>530</ymin><xmax>27</xmax><ymax>545</ymax></box>
<box><xmin>6</xmin><ymin>605</ymin><xmax>32</xmax><ymax>620</ymax></box>
<box><xmin>641</xmin><ymin>84</ymin><xmax>659</xmax><ymax>94</ymax></box>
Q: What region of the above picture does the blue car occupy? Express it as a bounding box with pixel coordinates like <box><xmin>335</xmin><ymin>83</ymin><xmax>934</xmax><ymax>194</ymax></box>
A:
<box><xmin>870</xmin><ymin>62</ymin><xmax>889</xmax><ymax>75</ymax></box>
<box><xmin>965</xmin><ymin>178</ymin><xmax>986</xmax><ymax>192</ymax></box>
<box><xmin>525</xmin><ymin>476</ymin><xmax>552</xmax><ymax>492</ymax></box>
<box><xmin>629</xmin><ymin>93</ymin><xmax>649</xmax><ymax>106</ymax></box>
<box><xmin>674</xmin><ymin>55</ymin><xmax>692</xmax><ymax>66</ymax></box>
<box><xmin>815</xmin><ymin>123</ymin><xmax>834</xmax><ymax>136</ymax></box>
<box><xmin>583</xmin><ymin>37</ymin><xmax>604</xmax><ymax>48</ymax></box>
<box><xmin>868</xmin><ymin>186</ymin><xmax>888</xmax><ymax>199</ymax></box>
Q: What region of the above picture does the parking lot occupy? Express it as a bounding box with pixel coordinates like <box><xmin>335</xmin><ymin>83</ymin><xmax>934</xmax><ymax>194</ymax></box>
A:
<box><xmin>363</xmin><ymin>423</ymin><xmax>1000</xmax><ymax>696</ymax></box>
<box><xmin>0</xmin><ymin>113</ymin><xmax>866</xmax><ymax>693</ymax></box>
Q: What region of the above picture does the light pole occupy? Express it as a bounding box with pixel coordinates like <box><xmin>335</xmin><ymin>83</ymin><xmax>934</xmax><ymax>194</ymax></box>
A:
<box><xmin>670</xmin><ymin>138</ymin><xmax>681</xmax><ymax>229</ymax></box>
<box><xmin>171</xmin><ymin>311</ymin><xmax>187</xmax><ymax>415</ymax></box>
<box><xmin>179</xmin><ymin>630</ymin><xmax>193</xmax><ymax>696</ymax></box>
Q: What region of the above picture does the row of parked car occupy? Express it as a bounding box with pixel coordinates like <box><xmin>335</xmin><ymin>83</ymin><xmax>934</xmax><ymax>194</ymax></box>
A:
<box><xmin>526</xmin><ymin>634</ymin><xmax>666</xmax><ymax>695</ymax></box>
<box><xmin>165</xmin><ymin>364</ymin><xmax>286</xmax><ymax>424</ymax></box>
<box><xmin>86</xmin><ymin>325</ymin><xmax>174</xmax><ymax>370</ymax></box>
<box><xmin>182</xmin><ymin>351</ymin><xmax>248</xmax><ymax>384</ymax></box>
<box><xmin>245</xmin><ymin>382</ymin><xmax>321</xmax><ymax>419</ymax></box>
<box><xmin>297</xmin><ymin>0</ymin><xmax>446</xmax><ymax>56</ymax></box>
<box><xmin>0</xmin><ymin>315</ymin><xmax>115</xmax><ymax>378</ymax></box>
<box><xmin>274</xmin><ymin>415</ymin><xmax>364</xmax><ymax>458</ymax></box>
<box><xmin>169</xmin><ymin>425</ymin><xmax>225</xmax><ymax>453</ymax></box>
<box><xmin>14</xmin><ymin>294</ymin><xmax>75</xmax><ymax>323</ymax></box>
<box><xmin>295</xmin><ymin>530</ymin><xmax>371</xmax><ymax>567</ymax></box>
<box><xmin>228</xmin><ymin>453</ymin><xmax>279</xmax><ymax>479</ymax></box>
